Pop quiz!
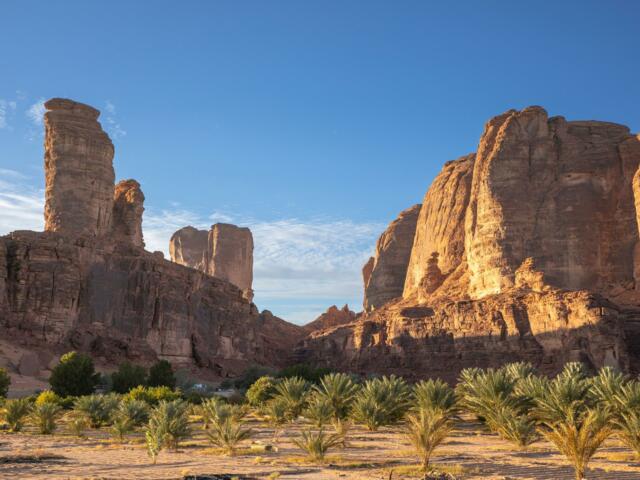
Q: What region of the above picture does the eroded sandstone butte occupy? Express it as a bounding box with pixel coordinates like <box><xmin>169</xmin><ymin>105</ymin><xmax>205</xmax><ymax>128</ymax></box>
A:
<box><xmin>169</xmin><ymin>224</ymin><xmax>254</xmax><ymax>301</ymax></box>
<box><xmin>298</xmin><ymin>107</ymin><xmax>640</xmax><ymax>378</ymax></box>
<box><xmin>363</xmin><ymin>204</ymin><xmax>421</xmax><ymax>311</ymax></box>
<box><xmin>302</xmin><ymin>304</ymin><xmax>358</xmax><ymax>334</ymax></box>
<box><xmin>0</xmin><ymin>98</ymin><xmax>302</xmax><ymax>376</ymax></box>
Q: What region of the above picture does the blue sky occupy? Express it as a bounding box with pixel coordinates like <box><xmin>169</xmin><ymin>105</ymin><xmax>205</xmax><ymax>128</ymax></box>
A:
<box><xmin>1</xmin><ymin>1</ymin><xmax>639</xmax><ymax>323</ymax></box>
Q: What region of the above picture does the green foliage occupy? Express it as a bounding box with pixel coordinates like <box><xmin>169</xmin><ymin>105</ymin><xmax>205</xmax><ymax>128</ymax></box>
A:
<box><xmin>601</xmin><ymin>377</ymin><xmax>640</xmax><ymax>458</ymax></box>
<box><xmin>146</xmin><ymin>399</ymin><xmax>191</xmax><ymax>451</ymax></box>
<box><xmin>74</xmin><ymin>394</ymin><xmax>120</xmax><ymax>428</ymax></box>
<box><xmin>29</xmin><ymin>402</ymin><xmax>62</xmax><ymax>434</ymax></box>
<box><xmin>118</xmin><ymin>398</ymin><xmax>149</xmax><ymax>426</ymax></box>
<box><xmin>405</xmin><ymin>409</ymin><xmax>453</xmax><ymax>472</ymax></box>
<box><xmin>147</xmin><ymin>360</ymin><xmax>176</xmax><ymax>389</ymax></box>
<box><xmin>413</xmin><ymin>379</ymin><xmax>457</xmax><ymax>417</ymax></box>
<box><xmin>293</xmin><ymin>428</ymin><xmax>342</xmax><ymax>462</ymax></box>
<box><xmin>273</xmin><ymin>376</ymin><xmax>310</xmax><ymax>420</ymax></box>
<box><xmin>126</xmin><ymin>385</ymin><xmax>181</xmax><ymax>405</ymax></box>
<box><xmin>304</xmin><ymin>394</ymin><xmax>334</xmax><ymax>427</ymax></box>
<box><xmin>246</xmin><ymin>376</ymin><xmax>279</xmax><ymax>406</ymax></box>
<box><xmin>277</xmin><ymin>363</ymin><xmax>334</xmax><ymax>384</ymax></box>
<box><xmin>313</xmin><ymin>373</ymin><xmax>360</xmax><ymax>420</ymax></box>
<box><xmin>1</xmin><ymin>398</ymin><xmax>31</xmax><ymax>432</ymax></box>
<box><xmin>111</xmin><ymin>361</ymin><xmax>147</xmax><ymax>394</ymax></box>
<box><xmin>206</xmin><ymin>416</ymin><xmax>253</xmax><ymax>456</ymax></box>
<box><xmin>262</xmin><ymin>397</ymin><xmax>288</xmax><ymax>442</ymax></box>
<box><xmin>145</xmin><ymin>428</ymin><xmax>161</xmax><ymax>464</ymax></box>
<box><xmin>65</xmin><ymin>410</ymin><xmax>90</xmax><ymax>438</ymax></box>
<box><xmin>49</xmin><ymin>351</ymin><xmax>100</xmax><ymax>397</ymax></box>
<box><xmin>350</xmin><ymin>375</ymin><xmax>410</xmax><ymax>431</ymax></box>
<box><xmin>110</xmin><ymin>415</ymin><xmax>135</xmax><ymax>442</ymax></box>
<box><xmin>486</xmin><ymin>404</ymin><xmax>538</xmax><ymax>449</ymax></box>
<box><xmin>35</xmin><ymin>390</ymin><xmax>63</xmax><ymax>407</ymax></box>
<box><xmin>0</xmin><ymin>367</ymin><xmax>10</xmax><ymax>397</ymax></box>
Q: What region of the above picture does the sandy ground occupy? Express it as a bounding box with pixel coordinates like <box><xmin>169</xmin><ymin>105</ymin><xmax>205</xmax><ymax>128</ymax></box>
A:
<box><xmin>1</xmin><ymin>415</ymin><xmax>639</xmax><ymax>480</ymax></box>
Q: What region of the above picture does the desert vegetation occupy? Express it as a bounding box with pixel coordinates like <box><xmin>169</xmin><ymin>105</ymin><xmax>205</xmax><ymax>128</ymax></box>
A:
<box><xmin>1</xmin><ymin>356</ymin><xmax>640</xmax><ymax>479</ymax></box>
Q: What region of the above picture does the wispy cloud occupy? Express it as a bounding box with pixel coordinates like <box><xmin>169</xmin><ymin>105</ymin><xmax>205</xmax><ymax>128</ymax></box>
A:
<box><xmin>26</xmin><ymin>98</ymin><xmax>45</xmax><ymax>125</ymax></box>
<box><xmin>0</xmin><ymin>98</ymin><xmax>18</xmax><ymax>130</ymax></box>
<box><xmin>0</xmin><ymin>173</ymin><xmax>381</xmax><ymax>324</ymax></box>
<box><xmin>103</xmin><ymin>100</ymin><xmax>126</xmax><ymax>139</ymax></box>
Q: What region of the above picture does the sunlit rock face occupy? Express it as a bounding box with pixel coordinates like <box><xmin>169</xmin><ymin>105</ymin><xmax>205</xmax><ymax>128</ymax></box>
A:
<box><xmin>112</xmin><ymin>179</ymin><xmax>145</xmax><ymax>248</ymax></box>
<box><xmin>363</xmin><ymin>204</ymin><xmax>421</xmax><ymax>311</ymax></box>
<box><xmin>44</xmin><ymin>98</ymin><xmax>115</xmax><ymax>238</ymax></box>
<box><xmin>298</xmin><ymin>107</ymin><xmax>640</xmax><ymax>378</ymax></box>
<box><xmin>0</xmin><ymin>98</ymin><xmax>302</xmax><ymax>376</ymax></box>
<box><xmin>169</xmin><ymin>223</ymin><xmax>254</xmax><ymax>301</ymax></box>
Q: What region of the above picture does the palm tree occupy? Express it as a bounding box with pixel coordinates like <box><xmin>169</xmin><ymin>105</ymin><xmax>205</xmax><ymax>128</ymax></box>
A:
<box><xmin>29</xmin><ymin>402</ymin><xmax>62</xmax><ymax>434</ymax></box>
<box><xmin>1</xmin><ymin>398</ymin><xmax>31</xmax><ymax>432</ymax></box>
<box><xmin>413</xmin><ymin>378</ymin><xmax>457</xmax><ymax>417</ymax></box>
<box><xmin>263</xmin><ymin>397</ymin><xmax>288</xmax><ymax>442</ymax></box>
<box><xmin>146</xmin><ymin>399</ymin><xmax>191</xmax><ymax>450</ymax></box>
<box><xmin>273</xmin><ymin>376</ymin><xmax>310</xmax><ymax>420</ymax></box>
<box><xmin>314</xmin><ymin>373</ymin><xmax>360</xmax><ymax>420</ymax></box>
<box><xmin>206</xmin><ymin>416</ymin><xmax>253</xmax><ymax>456</ymax></box>
<box><xmin>304</xmin><ymin>394</ymin><xmax>334</xmax><ymax>427</ymax></box>
<box><xmin>405</xmin><ymin>408</ymin><xmax>453</xmax><ymax>472</ymax></box>
<box><xmin>293</xmin><ymin>428</ymin><xmax>342</xmax><ymax>462</ymax></box>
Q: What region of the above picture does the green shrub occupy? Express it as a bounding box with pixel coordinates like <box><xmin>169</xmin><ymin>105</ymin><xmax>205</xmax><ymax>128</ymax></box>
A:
<box><xmin>29</xmin><ymin>402</ymin><xmax>62</xmax><ymax>434</ymax></box>
<box><xmin>1</xmin><ymin>398</ymin><xmax>31</xmax><ymax>432</ymax></box>
<box><xmin>65</xmin><ymin>410</ymin><xmax>90</xmax><ymax>438</ymax></box>
<box><xmin>118</xmin><ymin>398</ymin><xmax>149</xmax><ymax>426</ymax></box>
<box><xmin>246</xmin><ymin>376</ymin><xmax>279</xmax><ymax>406</ymax></box>
<box><xmin>0</xmin><ymin>367</ymin><xmax>10</xmax><ymax>397</ymax></box>
<box><xmin>263</xmin><ymin>397</ymin><xmax>288</xmax><ymax>442</ymax></box>
<box><xmin>351</xmin><ymin>375</ymin><xmax>410</xmax><ymax>430</ymax></box>
<box><xmin>313</xmin><ymin>372</ymin><xmax>360</xmax><ymax>421</ymax></box>
<box><xmin>304</xmin><ymin>394</ymin><xmax>334</xmax><ymax>427</ymax></box>
<box><xmin>273</xmin><ymin>376</ymin><xmax>310</xmax><ymax>420</ymax></box>
<box><xmin>74</xmin><ymin>394</ymin><xmax>119</xmax><ymax>428</ymax></box>
<box><xmin>111</xmin><ymin>415</ymin><xmax>135</xmax><ymax>442</ymax></box>
<box><xmin>49</xmin><ymin>351</ymin><xmax>100</xmax><ymax>397</ymax></box>
<box><xmin>111</xmin><ymin>361</ymin><xmax>147</xmax><ymax>394</ymax></box>
<box><xmin>147</xmin><ymin>360</ymin><xmax>176</xmax><ymax>389</ymax></box>
<box><xmin>277</xmin><ymin>363</ymin><xmax>334</xmax><ymax>384</ymax></box>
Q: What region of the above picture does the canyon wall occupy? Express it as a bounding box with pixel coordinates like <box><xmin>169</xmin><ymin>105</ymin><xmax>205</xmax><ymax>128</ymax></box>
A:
<box><xmin>0</xmin><ymin>98</ymin><xmax>301</xmax><ymax>376</ymax></box>
<box><xmin>299</xmin><ymin>107</ymin><xmax>640</xmax><ymax>378</ymax></box>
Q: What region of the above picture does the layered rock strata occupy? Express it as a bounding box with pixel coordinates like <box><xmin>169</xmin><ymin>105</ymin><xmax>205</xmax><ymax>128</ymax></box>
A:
<box><xmin>302</xmin><ymin>305</ymin><xmax>358</xmax><ymax>334</ymax></box>
<box><xmin>0</xmin><ymin>98</ymin><xmax>302</xmax><ymax>376</ymax></box>
<box><xmin>299</xmin><ymin>107</ymin><xmax>640</xmax><ymax>378</ymax></box>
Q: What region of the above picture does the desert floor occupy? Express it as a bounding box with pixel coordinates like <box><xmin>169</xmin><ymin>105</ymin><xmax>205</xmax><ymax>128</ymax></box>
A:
<box><xmin>1</xmin><ymin>415</ymin><xmax>639</xmax><ymax>480</ymax></box>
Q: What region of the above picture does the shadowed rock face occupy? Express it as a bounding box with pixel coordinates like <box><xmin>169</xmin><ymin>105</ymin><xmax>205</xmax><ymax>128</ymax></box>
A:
<box><xmin>298</xmin><ymin>107</ymin><xmax>640</xmax><ymax>378</ymax></box>
<box><xmin>363</xmin><ymin>204</ymin><xmax>421</xmax><ymax>311</ymax></box>
<box><xmin>169</xmin><ymin>226</ymin><xmax>208</xmax><ymax>270</ymax></box>
<box><xmin>0</xmin><ymin>98</ymin><xmax>302</xmax><ymax>376</ymax></box>
<box><xmin>44</xmin><ymin>98</ymin><xmax>115</xmax><ymax>237</ymax></box>
<box><xmin>112</xmin><ymin>179</ymin><xmax>145</xmax><ymax>248</ymax></box>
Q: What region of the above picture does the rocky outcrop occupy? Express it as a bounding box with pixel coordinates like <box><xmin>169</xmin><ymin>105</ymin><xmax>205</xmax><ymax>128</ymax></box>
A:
<box><xmin>169</xmin><ymin>226</ymin><xmax>208</xmax><ymax>270</ymax></box>
<box><xmin>169</xmin><ymin>224</ymin><xmax>254</xmax><ymax>301</ymax></box>
<box><xmin>298</xmin><ymin>107</ymin><xmax>640</xmax><ymax>378</ymax></box>
<box><xmin>44</xmin><ymin>98</ymin><xmax>115</xmax><ymax>237</ymax></box>
<box><xmin>0</xmin><ymin>98</ymin><xmax>302</xmax><ymax>377</ymax></box>
<box><xmin>111</xmin><ymin>179</ymin><xmax>145</xmax><ymax>248</ymax></box>
<box><xmin>363</xmin><ymin>204</ymin><xmax>421</xmax><ymax>311</ymax></box>
<box><xmin>302</xmin><ymin>305</ymin><xmax>358</xmax><ymax>334</ymax></box>
<box><xmin>205</xmin><ymin>224</ymin><xmax>254</xmax><ymax>301</ymax></box>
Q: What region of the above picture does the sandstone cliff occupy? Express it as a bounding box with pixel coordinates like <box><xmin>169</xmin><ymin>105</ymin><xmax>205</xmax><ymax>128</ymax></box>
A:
<box><xmin>169</xmin><ymin>224</ymin><xmax>254</xmax><ymax>301</ymax></box>
<box><xmin>0</xmin><ymin>98</ymin><xmax>302</xmax><ymax>376</ymax></box>
<box><xmin>363</xmin><ymin>204</ymin><xmax>421</xmax><ymax>311</ymax></box>
<box><xmin>299</xmin><ymin>107</ymin><xmax>640</xmax><ymax>378</ymax></box>
<box><xmin>302</xmin><ymin>305</ymin><xmax>358</xmax><ymax>334</ymax></box>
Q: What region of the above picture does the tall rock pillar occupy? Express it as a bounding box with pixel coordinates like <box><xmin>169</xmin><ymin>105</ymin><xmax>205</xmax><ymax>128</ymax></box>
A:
<box><xmin>44</xmin><ymin>98</ymin><xmax>115</xmax><ymax>237</ymax></box>
<box><xmin>206</xmin><ymin>223</ymin><xmax>254</xmax><ymax>301</ymax></box>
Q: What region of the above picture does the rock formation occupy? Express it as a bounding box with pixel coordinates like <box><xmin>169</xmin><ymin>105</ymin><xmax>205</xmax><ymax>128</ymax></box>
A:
<box><xmin>111</xmin><ymin>179</ymin><xmax>145</xmax><ymax>248</ymax></box>
<box><xmin>205</xmin><ymin>224</ymin><xmax>254</xmax><ymax>301</ymax></box>
<box><xmin>0</xmin><ymin>98</ymin><xmax>302</xmax><ymax>376</ymax></box>
<box><xmin>298</xmin><ymin>107</ymin><xmax>640</xmax><ymax>378</ymax></box>
<box><xmin>169</xmin><ymin>226</ymin><xmax>208</xmax><ymax>270</ymax></box>
<box><xmin>169</xmin><ymin>224</ymin><xmax>254</xmax><ymax>301</ymax></box>
<box><xmin>363</xmin><ymin>204</ymin><xmax>421</xmax><ymax>311</ymax></box>
<box><xmin>302</xmin><ymin>305</ymin><xmax>358</xmax><ymax>334</ymax></box>
<box><xmin>44</xmin><ymin>98</ymin><xmax>115</xmax><ymax>237</ymax></box>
